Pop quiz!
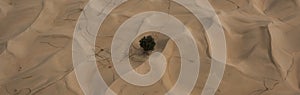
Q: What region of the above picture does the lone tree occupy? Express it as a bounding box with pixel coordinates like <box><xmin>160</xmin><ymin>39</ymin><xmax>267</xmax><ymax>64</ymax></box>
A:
<box><xmin>139</xmin><ymin>36</ymin><xmax>156</xmax><ymax>53</ymax></box>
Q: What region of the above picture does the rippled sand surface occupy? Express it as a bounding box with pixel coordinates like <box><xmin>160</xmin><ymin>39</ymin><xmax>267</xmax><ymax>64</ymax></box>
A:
<box><xmin>0</xmin><ymin>0</ymin><xmax>300</xmax><ymax>95</ymax></box>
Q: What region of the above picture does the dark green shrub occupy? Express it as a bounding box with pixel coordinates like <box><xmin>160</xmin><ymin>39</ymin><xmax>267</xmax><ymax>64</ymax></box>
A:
<box><xmin>139</xmin><ymin>36</ymin><xmax>156</xmax><ymax>52</ymax></box>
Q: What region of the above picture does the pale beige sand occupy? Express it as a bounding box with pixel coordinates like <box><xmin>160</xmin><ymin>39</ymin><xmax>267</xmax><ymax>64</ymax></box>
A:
<box><xmin>1</xmin><ymin>0</ymin><xmax>300</xmax><ymax>95</ymax></box>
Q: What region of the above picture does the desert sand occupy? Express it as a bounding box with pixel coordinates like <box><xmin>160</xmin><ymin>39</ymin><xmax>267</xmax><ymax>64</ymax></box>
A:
<box><xmin>0</xmin><ymin>0</ymin><xmax>300</xmax><ymax>95</ymax></box>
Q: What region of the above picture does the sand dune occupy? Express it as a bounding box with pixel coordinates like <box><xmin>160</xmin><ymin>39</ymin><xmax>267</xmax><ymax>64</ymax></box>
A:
<box><xmin>1</xmin><ymin>0</ymin><xmax>300</xmax><ymax>95</ymax></box>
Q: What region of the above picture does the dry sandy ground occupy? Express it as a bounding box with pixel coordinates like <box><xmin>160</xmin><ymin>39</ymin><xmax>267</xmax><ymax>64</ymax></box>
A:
<box><xmin>0</xmin><ymin>0</ymin><xmax>300</xmax><ymax>95</ymax></box>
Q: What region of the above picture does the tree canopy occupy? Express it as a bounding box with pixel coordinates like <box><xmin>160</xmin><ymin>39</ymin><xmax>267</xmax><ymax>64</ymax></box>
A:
<box><xmin>139</xmin><ymin>36</ymin><xmax>156</xmax><ymax>52</ymax></box>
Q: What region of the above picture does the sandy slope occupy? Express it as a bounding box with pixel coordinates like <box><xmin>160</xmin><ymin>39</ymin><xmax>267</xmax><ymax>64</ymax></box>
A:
<box><xmin>0</xmin><ymin>0</ymin><xmax>300</xmax><ymax>95</ymax></box>
<box><xmin>0</xmin><ymin>0</ymin><xmax>86</xmax><ymax>94</ymax></box>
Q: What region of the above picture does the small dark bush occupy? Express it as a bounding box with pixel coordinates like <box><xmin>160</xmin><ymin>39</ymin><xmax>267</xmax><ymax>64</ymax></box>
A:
<box><xmin>139</xmin><ymin>36</ymin><xmax>156</xmax><ymax>52</ymax></box>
